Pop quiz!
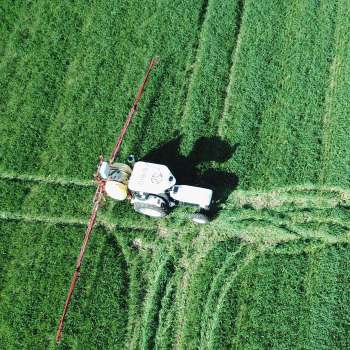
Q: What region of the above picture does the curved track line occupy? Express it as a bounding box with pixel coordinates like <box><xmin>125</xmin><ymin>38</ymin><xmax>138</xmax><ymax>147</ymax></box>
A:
<box><xmin>207</xmin><ymin>251</ymin><xmax>258</xmax><ymax>349</ymax></box>
<box><xmin>319</xmin><ymin>0</ymin><xmax>341</xmax><ymax>183</ymax></box>
<box><xmin>200</xmin><ymin>246</ymin><xmax>246</xmax><ymax>348</ymax></box>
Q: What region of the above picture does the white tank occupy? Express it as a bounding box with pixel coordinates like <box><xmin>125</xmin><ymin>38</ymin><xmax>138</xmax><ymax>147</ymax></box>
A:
<box><xmin>105</xmin><ymin>181</ymin><xmax>128</xmax><ymax>200</ymax></box>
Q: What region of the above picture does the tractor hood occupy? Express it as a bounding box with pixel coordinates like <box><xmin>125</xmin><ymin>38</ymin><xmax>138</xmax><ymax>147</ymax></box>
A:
<box><xmin>128</xmin><ymin>161</ymin><xmax>176</xmax><ymax>194</ymax></box>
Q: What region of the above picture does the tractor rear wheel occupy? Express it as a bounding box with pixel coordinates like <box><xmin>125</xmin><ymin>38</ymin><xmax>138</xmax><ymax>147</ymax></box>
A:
<box><xmin>134</xmin><ymin>202</ymin><xmax>168</xmax><ymax>218</ymax></box>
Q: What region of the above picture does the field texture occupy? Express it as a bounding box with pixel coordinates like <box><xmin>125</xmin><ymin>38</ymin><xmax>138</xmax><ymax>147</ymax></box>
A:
<box><xmin>1</xmin><ymin>0</ymin><xmax>350</xmax><ymax>349</ymax></box>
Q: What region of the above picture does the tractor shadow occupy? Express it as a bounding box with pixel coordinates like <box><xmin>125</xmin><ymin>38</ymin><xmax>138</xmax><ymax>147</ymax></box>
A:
<box><xmin>142</xmin><ymin>136</ymin><xmax>239</xmax><ymax>218</ymax></box>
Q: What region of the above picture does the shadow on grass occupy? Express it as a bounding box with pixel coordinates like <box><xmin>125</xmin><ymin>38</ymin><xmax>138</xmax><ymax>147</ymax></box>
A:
<box><xmin>142</xmin><ymin>136</ymin><xmax>239</xmax><ymax>217</ymax></box>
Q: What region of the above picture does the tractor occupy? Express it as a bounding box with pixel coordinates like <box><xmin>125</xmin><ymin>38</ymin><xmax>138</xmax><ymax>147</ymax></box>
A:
<box><xmin>98</xmin><ymin>155</ymin><xmax>212</xmax><ymax>224</ymax></box>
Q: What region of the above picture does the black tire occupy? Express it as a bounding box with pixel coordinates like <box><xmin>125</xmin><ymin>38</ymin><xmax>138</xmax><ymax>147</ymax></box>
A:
<box><xmin>191</xmin><ymin>213</ymin><xmax>209</xmax><ymax>224</ymax></box>
<box><xmin>134</xmin><ymin>202</ymin><xmax>168</xmax><ymax>218</ymax></box>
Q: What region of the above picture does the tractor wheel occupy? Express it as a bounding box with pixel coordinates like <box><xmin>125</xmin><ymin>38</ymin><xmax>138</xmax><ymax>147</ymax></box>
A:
<box><xmin>191</xmin><ymin>213</ymin><xmax>209</xmax><ymax>224</ymax></box>
<box><xmin>134</xmin><ymin>202</ymin><xmax>168</xmax><ymax>218</ymax></box>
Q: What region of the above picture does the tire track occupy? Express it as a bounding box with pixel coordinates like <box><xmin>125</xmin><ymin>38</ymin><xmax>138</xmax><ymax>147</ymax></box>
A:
<box><xmin>218</xmin><ymin>0</ymin><xmax>245</xmax><ymax>137</ymax></box>
<box><xmin>155</xmin><ymin>271</ymin><xmax>181</xmax><ymax>349</ymax></box>
<box><xmin>200</xmin><ymin>245</ymin><xmax>247</xmax><ymax>349</ymax></box>
<box><xmin>0</xmin><ymin>211</ymin><xmax>157</xmax><ymax>234</ymax></box>
<box><xmin>207</xmin><ymin>251</ymin><xmax>258</xmax><ymax>349</ymax></box>
<box><xmin>320</xmin><ymin>0</ymin><xmax>345</xmax><ymax>184</ymax></box>
<box><xmin>180</xmin><ymin>0</ymin><xmax>243</xmax><ymax>155</ymax></box>
<box><xmin>139</xmin><ymin>256</ymin><xmax>174</xmax><ymax>350</ymax></box>
<box><xmin>0</xmin><ymin>172</ymin><xmax>94</xmax><ymax>187</ymax></box>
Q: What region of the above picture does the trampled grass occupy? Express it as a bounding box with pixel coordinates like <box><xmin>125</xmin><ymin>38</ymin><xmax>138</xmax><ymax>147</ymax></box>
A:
<box><xmin>1</xmin><ymin>0</ymin><xmax>350</xmax><ymax>349</ymax></box>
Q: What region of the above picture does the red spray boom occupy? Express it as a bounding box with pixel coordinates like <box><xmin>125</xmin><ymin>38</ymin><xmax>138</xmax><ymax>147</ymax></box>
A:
<box><xmin>56</xmin><ymin>57</ymin><xmax>158</xmax><ymax>343</ymax></box>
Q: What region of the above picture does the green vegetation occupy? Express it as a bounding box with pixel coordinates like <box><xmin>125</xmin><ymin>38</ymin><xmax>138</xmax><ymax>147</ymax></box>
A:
<box><xmin>1</xmin><ymin>0</ymin><xmax>350</xmax><ymax>349</ymax></box>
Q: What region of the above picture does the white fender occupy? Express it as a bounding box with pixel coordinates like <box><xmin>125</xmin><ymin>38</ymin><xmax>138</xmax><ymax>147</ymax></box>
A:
<box><xmin>170</xmin><ymin>185</ymin><xmax>212</xmax><ymax>208</ymax></box>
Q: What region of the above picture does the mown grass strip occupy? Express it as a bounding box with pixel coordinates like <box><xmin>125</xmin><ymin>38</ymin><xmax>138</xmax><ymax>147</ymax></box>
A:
<box><xmin>218</xmin><ymin>0</ymin><xmax>290</xmax><ymax>188</ymax></box>
<box><xmin>226</xmin><ymin>184</ymin><xmax>350</xmax><ymax>210</ymax></box>
<box><xmin>215</xmin><ymin>211</ymin><xmax>350</xmax><ymax>245</ymax></box>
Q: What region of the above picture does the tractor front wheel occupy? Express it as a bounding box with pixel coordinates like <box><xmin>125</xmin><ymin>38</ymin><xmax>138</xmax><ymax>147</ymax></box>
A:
<box><xmin>191</xmin><ymin>213</ymin><xmax>209</xmax><ymax>224</ymax></box>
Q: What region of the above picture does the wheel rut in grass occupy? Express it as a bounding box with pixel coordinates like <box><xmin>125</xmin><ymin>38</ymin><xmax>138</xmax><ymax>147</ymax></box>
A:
<box><xmin>2</xmin><ymin>172</ymin><xmax>350</xmax><ymax>245</ymax></box>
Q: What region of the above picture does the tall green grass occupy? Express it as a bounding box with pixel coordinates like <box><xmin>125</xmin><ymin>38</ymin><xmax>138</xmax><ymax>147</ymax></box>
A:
<box><xmin>219</xmin><ymin>0</ymin><xmax>344</xmax><ymax>190</ymax></box>
<box><xmin>1</xmin><ymin>0</ymin><xmax>350</xmax><ymax>349</ymax></box>
<box><xmin>0</xmin><ymin>0</ymin><xmax>89</xmax><ymax>174</ymax></box>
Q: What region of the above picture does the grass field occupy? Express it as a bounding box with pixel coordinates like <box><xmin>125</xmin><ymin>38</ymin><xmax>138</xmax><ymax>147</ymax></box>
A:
<box><xmin>1</xmin><ymin>0</ymin><xmax>350</xmax><ymax>349</ymax></box>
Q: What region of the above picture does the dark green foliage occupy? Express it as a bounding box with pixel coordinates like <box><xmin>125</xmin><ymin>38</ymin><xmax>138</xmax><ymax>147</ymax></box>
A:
<box><xmin>0</xmin><ymin>0</ymin><xmax>90</xmax><ymax>174</ymax></box>
<box><xmin>232</xmin><ymin>250</ymin><xmax>309</xmax><ymax>349</ymax></box>
<box><xmin>0</xmin><ymin>221</ymin><xmax>19</xmax><ymax>290</ymax></box>
<box><xmin>0</xmin><ymin>223</ymin><xmax>103</xmax><ymax>349</ymax></box>
<box><xmin>0</xmin><ymin>179</ymin><xmax>31</xmax><ymax>212</ymax></box>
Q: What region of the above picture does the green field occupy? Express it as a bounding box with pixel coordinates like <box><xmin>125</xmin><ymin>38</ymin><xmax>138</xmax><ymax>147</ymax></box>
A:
<box><xmin>1</xmin><ymin>0</ymin><xmax>350</xmax><ymax>349</ymax></box>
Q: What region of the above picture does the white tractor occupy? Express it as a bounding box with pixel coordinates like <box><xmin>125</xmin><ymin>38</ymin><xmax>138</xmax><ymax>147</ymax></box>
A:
<box><xmin>98</xmin><ymin>155</ymin><xmax>212</xmax><ymax>224</ymax></box>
